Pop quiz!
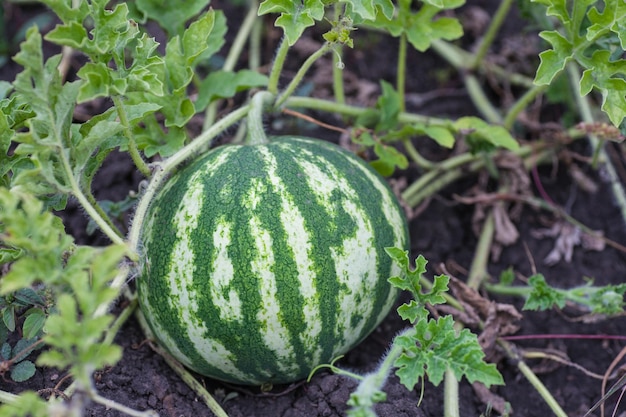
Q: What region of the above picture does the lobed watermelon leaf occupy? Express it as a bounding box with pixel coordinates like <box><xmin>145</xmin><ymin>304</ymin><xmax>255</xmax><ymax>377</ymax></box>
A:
<box><xmin>531</xmin><ymin>0</ymin><xmax>626</xmax><ymax>126</ymax></box>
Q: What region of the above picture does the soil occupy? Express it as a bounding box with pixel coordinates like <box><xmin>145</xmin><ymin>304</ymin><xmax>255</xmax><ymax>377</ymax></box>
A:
<box><xmin>3</xmin><ymin>1</ymin><xmax>626</xmax><ymax>417</ymax></box>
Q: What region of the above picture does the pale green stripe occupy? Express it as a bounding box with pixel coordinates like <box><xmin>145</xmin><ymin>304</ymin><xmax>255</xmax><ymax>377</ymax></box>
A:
<box><xmin>249</xmin><ymin>214</ymin><xmax>299</xmax><ymax>377</ymax></box>
<box><xmin>257</xmin><ymin>146</ymin><xmax>323</xmax><ymax>367</ymax></box>
<box><xmin>209</xmin><ymin>218</ymin><xmax>242</xmax><ymax>322</ymax></box>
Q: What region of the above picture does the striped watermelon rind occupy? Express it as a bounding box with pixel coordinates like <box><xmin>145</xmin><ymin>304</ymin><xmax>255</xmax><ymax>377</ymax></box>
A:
<box><xmin>137</xmin><ymin>136</ymin><xmax>409</xmax><ymax>385</ymax></box>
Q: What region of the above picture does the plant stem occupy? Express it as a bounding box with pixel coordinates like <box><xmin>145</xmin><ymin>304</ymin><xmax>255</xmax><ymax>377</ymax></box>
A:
<box><xmin>267</xmin><ymin>37</ymin><xmax>289</xmax><ymax>94</ymax></box>
<box><xmin>0</xmin><ymin>390</ymin><xmax>18</xmax><ymax>404</ymax></box>
<box><xmin>128</xmin><ymin>105</ymin><xmax>251</xmax><ymax>255</ymax></box>
<box><xmin>203</xmin><ymin>0</ymin><xmax>260</xmax><ymax>131</ymax></box>
<box><xmin>471</xmin><ymin>0</ymin><xmax>514</xmax><ymax>70</ymax></box>
<box><xmin>332</xmin><ymin>4</ymin><xmax>346</xmax><ymax>106</ymax></box>
<box><xmin>443</xmin><ymin>368</ymin><xmax>460</xmax><ymax>417</ymax></box>
<box><xmin>397</xmin><ymin>33</ymin><xmax>407</xmax><ymax>113</ymax></box>
<box><xmin>275</xmin><ymin>43</ymin><xmax>333</xmax><ymax>108</ymax></box>
<box><xmin>402</xmin><ymin>139</ymin><xmax>436</xmax><ymax>170</ymax></box>
<box><xmin>467</xmin><ymin>211</ymin><xmax>495</xmax><ymax>290</ymax></box>
<box><xmin>430</xmin><ymin>40</ymin><xmax>534</xmax><ymax>88</ymax></box>
<box><xmin>65</xmin><ymin>161</ymin><xmax>126</xmax><ymax>247</ymax></box>
<box><xmin>284</xmin><ymin>96</ymin><xmax>449</xmax><ymax>126</ymax></box>
<box><xmin>90</xmin><ymin>392</ymin><xmax>158</xmax><ymax>417</ymax></box>
<box><xmin>113</xmin><ymin>96</ymin><xmax>151</xmax><ymax>177</ymax></box>
<box><xmin>499</xmin><ymin>341</ymin><xmax>567</xmax><ymax>417</ymax></box>
<box><xmin>502</xmin><ymin>84</ymin><xmax>548</xmax><ymax>131</ymax></box>
<box><xmin>464</xmin><ymin>74</ymin><xmax>502</xmax><ymax>124</ymax></box>
<box><xmin>568</xmin><ymin>63</ymin><xmax>626</xmax><ymax>225</ymax></box>
<box><xmin>245</xmin><ymin>91</ymin><xmax>275</xmax><ymax>145</ymax></box>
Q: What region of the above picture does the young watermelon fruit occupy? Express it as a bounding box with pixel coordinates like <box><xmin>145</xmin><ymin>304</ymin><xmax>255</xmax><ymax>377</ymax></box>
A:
<box><xmin>137</xmin><ymin>135</ymin><xmax>409</xmax><ymax>385</ymax></box>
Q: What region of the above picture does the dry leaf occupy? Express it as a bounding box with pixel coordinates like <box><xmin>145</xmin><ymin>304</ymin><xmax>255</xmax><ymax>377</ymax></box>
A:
<box><xmin>531</xmin><ymin>220</ymin><xmax>605</xmax><ymax>266</ymax></box>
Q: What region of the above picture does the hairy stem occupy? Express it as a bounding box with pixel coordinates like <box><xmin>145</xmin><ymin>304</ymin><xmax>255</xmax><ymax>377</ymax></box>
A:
<box><xmin>113</xmin><ymin>96</ymin><xmax>151</xmax><ymax>177</ymax></box>
<box><xmin>275</xmin><ymin>43</ymin><xmax>333</xmax><ymax>108</ymax></box>
<box><xmin>246</xmin><ymin>91</ymin><xmax>275</xmax><ymax>145</ymax></box>
<box><xmin>267</xmin><ymin>37</ymin><xmax>290</xmax><ymax>94</ymax></box>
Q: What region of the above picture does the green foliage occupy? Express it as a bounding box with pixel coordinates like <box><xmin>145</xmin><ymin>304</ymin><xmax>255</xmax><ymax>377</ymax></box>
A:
<box><xmin>531</xmin><ymin>0</ymin><xmax>626</xmax><ymax>126</ymax></box>
<box><xmin>258</xmin><ymin>0</ymin><xmax>326</xmax><ymax>46</ymax></box>
<box><xmin>454</xmin><ymin>116</ymin><xmax>519</xmax><ymax>153</ymax></box>
<box><xmin>386</xmin><ymin>248</ymin><xmax>504</xmax><ymax>388</ymax></box>
<box><xmin>196</xmin><ymin>69</ymin><xmax>269</xmax><ymax>111</ymax></box>
<box><xmin>367</xmin><ymin>0</ymin><xmax>464</xmax><ymax>52</ymax></box>
<box><xmin>342</xmin><ymin>250</ymin><xmax>503</xmax><ymax>416</ymax></box>
<box><xmin>523</xmin><ymin>274</ymin><xmax>626</xmax><ymax>315</ymax></box>
<box><xmin>134</xmin><ymin>0</ymin><xmax>212</xmax><ymax>36</ymax></box>
<box><xmin>0</xmin><ymin>188</ymin><xmax>126</xmax><ymax>387</ymax></box>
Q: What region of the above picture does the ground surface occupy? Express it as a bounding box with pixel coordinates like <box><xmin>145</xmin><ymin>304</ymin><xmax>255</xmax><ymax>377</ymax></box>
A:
<box><xmin>3</xmin><ymin>1</ymin><xmax>626</xmax><ymax>417</ymax></box>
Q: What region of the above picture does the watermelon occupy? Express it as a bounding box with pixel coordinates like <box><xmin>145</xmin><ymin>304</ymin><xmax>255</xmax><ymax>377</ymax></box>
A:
<box><xmin>137</xmin><ymin>135</ymin><xmax>409</xmax><ymax>385</ymax></box>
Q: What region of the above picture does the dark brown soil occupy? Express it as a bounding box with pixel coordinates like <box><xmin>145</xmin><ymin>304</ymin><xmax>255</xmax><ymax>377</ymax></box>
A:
<box><xmin>3</xmin><ymin>1</ymin><xmax>626</xmax><ymax>417</ymax></box>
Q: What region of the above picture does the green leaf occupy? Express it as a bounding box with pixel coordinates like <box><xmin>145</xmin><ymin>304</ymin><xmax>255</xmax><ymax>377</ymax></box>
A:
<box><xmin>375</xmin><ymin>80</ymin><xmax>400</xmax><ymax>131</ymax></box>
<box><xmin>2</xmin><ymin>307</ymin><xmax>15</xmax><ymax>332</ymax></box>
<box><xmin>22</xmin><ymin>309</ymin><xmax>46</xmax><ymax>339</ymax></box>
<box><xmin>0</xmin><ymin>342</ymin><xmax>10</xmax><ymax>360</ymax></box>
<box><xmin>196</xmin><ymin>69</ymin><xmax>269</xmax><ymax>111</ymax></box>
<box><xmin>136</xmin><ymin>0</ymin><xmax>211</xmax><ymax>36</ymax></box>
<box><xmin>368</xmin><ymin>0</ymin><xmax>464</xmax><ymax>52</ymax></box>
<box><xmin>13</xmin><ymin>289</ymin><xmax>46</xmax><ymax>307</ymax></box>
<box><xmin>13</xmin><ymin>337</ymin><xmax>40</xmax><ymax>362</ymax></box>
<box><xmin>579</xmin><ymin>50</ymin><xmax>626</xmax><ymax>127</ymax></box>
<box><xmin>0</xmin><ymin>189</ymin><xmax>74</xmax><ymax>294</ymax></box>
<box><xmin>343</xmin><ymin>0</ymin><xmax>395</xmax><ymax>21</ymax></box>
<box><xmin>394</xmin><ymin>316</ymin><xmax>503</xmax><ymax>389</ymax></box>
<box><xmin>454</xmin><ymin>116</ymin><xmax>519</xmax><ymax>152</ymax></box>
<box><xmin>534</xmin><ymin>31</ymin><xmax>573</xmax><ymax>85</ymax></box>
<box><xmin>369</xmin><ymin>143</ymin><xmax>408</xmax><ymax>177</ymax></box>
<box><xmin>11</xmin><ymin>360</ymin><xmax>36</xmax><ymax>382</ymax></box>
<box><xmin>386</xmin><ymin>249</ymin><xmax>449</xmax><ymax>324</ymax></box>
<box><xmin>523</xmin><ymin>274</ymin><xmax>567</xmax><ymax>311</ymax></box>
<box><xmin>258</xmin><ymin>0</ymin><xmax>326</xmax><ymax>45</ymax></box>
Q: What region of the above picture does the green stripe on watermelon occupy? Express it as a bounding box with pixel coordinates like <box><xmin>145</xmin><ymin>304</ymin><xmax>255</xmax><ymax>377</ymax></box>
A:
<box><xmin>137</xmin><ymin>136</ymin><xmax>409</xmax><ymax>385</ymax></box>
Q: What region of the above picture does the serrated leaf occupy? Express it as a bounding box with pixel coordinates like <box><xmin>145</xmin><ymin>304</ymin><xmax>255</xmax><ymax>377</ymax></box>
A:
<box><xmin>394</xmin><ymin>316</ymin><xmax>503</xmax><ymax>389</ymax></box>
<box><xmin>11</xmin><ymin>360</ymin><xmax>36</xmax><ymax>382</ymax></box>
<box><xmin>370</xmin><ymin>142</ymin><xmax>408</xmax><ymax>176</ymax></box>
<box><xmin>523</xmin><ymin>274</ymin><xmax>567</xmax><ymax>311</ymax></box>
<box><xmin>343</xmin><ymin>0</ymin><xmax>395</xmax><ymax>21</ymax></box>
<box><xmin>396</xmin><ymin>300</ymin><xmax>424</xmax><ymax>323</ymax></box>
<box><xmin>534</xmin><ymin>31</ymin><xmax>573</xmax><ymax>85</ymax></box>
<box><xmin>579</xmin><ymin>50</ymin><xmax>626</xmax><ymax>127</ymax></box>
<box><xmin>259</xmin><ymin>0</ymin><xmax>325</xmax><ymax>45</ymax></box>
<box><xmin>368</xmin><ymin>0</ymin><xmax>463</xmax><ymax>52</ymax></box>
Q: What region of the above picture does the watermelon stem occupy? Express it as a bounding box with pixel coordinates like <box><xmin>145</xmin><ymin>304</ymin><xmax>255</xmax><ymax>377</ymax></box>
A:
<box><xmin>245</xmin><ymin>90</ymin><xmax>275</xmax><ymax>146</ymax></box>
